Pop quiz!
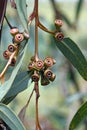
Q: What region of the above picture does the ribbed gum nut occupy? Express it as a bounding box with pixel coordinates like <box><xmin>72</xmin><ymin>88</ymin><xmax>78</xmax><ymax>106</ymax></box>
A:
<box><xmin>44</xmin><ymin>69</ymin><xmax>53</xmax><ymax>79</ymax></box>
<box><xmin>3</xmin><ymin>50</ymin><xmax>10</xmax><ymax>60</ymax></box>
<box><xmin>10</xmin><ymin>28</ymin><xmax>19</xmax><ymax>36</ymax></box>
<box><xmin>14</xmin><ymin>33</ymin><xmax>24</xmax><ymax>43</ymax></box>
<box><xmin>41</xmin><ymin>76</ymin><xmax>50</xmax><ymax>86</ymax></box>
<box><xmin>8</xmin><ymin>44</ymin><xmax>17</xmax><ymax>52</ymax></box>
<box><xmin>23</xmin><ymin>32</ymin><xmax>30</xmax><ymax>39</ymax></box>
<box><xmin>35</xmin><ymin>60</ymin><xmax>44</xmax><ymax>70</ymax></box>
<box><xmin>55</xmin><ymin>19</ymin><xmax>63</xmax><ymax>27</ymax></box>
<box><xmin>49</xmin><ymin>73</ymin><xmax>56</xmax><ymax>82</ymax></box>
<box><xmin>28</xmin><ymin>62</ymin><xmax>35</xmax><ymax>70</ymax></box>
<box><xmin>44</xmin><ymin>57</ymin><xmax>53</xmax><ymax>67</ymax></box>
<box><xmin>10</xmin><ymin>57</ymin><xmax>16</xmax><ymax>66</ymax></box>
<box><xmin>55</xmin><ymin>32</ymin><xmax>64</xmax><ymax>41</ymax></box>
<box><xmin>32</xmin><ymin>73</ymin><xmax>40</xmax><ymax>82</ymax></box>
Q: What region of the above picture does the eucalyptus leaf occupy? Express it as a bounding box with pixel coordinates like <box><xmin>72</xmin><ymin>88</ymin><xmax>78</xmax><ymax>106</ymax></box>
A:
<box><xmin>75</xmin><ymin>0</ymin><xmax>83</xmax><ymax>21</ymax></box>
<box><xmin>2</xmin><ymin>71</ymin><xmax>32</xmax><ymax>104</ymax></box>
<box><xmin>69</xmin><ymin>101</ymin><xmax>87</xmax><ymax>130</ymax></box>
<box><xmin>0</xmin><ymin>44</ymin><xmax>28</xmax><ymax>102</ymax></box>
<box><xmin>61</xmin><ymin>14</ymin><xmax>73</xmax><ymax>28</ymax></box>
<box><xmin>15</xmin><ymin>0</ymin><xmax>28</xmax><ymax>31</ymax></box>
<box><xmin>55</xmin><ymin>37</ymin><xmax>87</xmax><ymax>80</ymax></box>
<box><xmin>0</xmin><ymin>103</ymin><xmax>25</xmax><ymax>130</ymax></box>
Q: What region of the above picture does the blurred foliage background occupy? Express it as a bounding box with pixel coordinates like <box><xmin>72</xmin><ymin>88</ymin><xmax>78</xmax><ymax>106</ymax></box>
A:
<box><xmin>0</xmin><ymin>0</ymin><xmax>87</xmax><ymax>130</ymax></box>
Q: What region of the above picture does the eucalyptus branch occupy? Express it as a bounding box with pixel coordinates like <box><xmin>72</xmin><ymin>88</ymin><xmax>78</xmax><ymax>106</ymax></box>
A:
<box><xmin>5</xmin><ymin>15</ymin><xmax>13</xmax><ymax>29</ymax></box>
<box><xmin>38</xmin><ymin>21</ymin><xmax>55</xmax><ymax>35</ymax></box>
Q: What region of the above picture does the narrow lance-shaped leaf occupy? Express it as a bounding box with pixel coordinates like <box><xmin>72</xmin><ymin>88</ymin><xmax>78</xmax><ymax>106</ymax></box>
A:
<box><xmin>0</xmin><ymin>103</ymin><xmax>25</xmax><ymax>130</ymax></box>
<box><xmin>75</xmin><ymin>0</ymin><xmax>84</xmax><ymax>22</ymax></box>
<box><xmin>69</xmin><ymin>101</ymin><xmax>87</xmax><ymax>130</ymax></box>
<box><xmin>2</xmin><ymin>71</ymin><xmax>32</xmax><ymax>104</ymax></box>
<box><xmin>55</xmin><ymin>37</ymin><xmax>87</xmax><ymax>80</ymax></box>
<box><xmin>15</xmin><ymin>0</ymin><xmax>28</xmax><ymax>32</ymax></box>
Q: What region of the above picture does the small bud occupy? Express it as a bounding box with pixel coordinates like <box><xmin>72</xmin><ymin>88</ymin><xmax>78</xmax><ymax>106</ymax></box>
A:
<box><xmin>55</xmin><ymin>32</ymin><xmax>64</xmax><ymax>41</ymax></box>
<box><xmin>10</xmin><ymin>57</ymin><xmax>16</xmax><ymax>66</ymax></box>
<box><xmin>14</xmin><ymin>33</ymin><xmax>24</xmax><ymax>43</ymax></box>
<box><xmin>28</xmin><ymin>62</ymin><xmax>35</xmax><ymax>70</ymax></box>
<box><xmin>10</xmin><ymin>27</ymin><xmax>19</xmax><ymax>36</ymax></box>
<box><xmin>32</xmin><ymin>73</ymin><xmax>40</xmax><ymax>82</ymax></box>
<box><xmin>8</xmin><ymin>44</ymin><xmax>17</xmax><ymax>52</ymax></box>
<box><xmin>3</xmin><ymin>50</ymin><xmax>10</xmax><ymax>59</ymax></box>
<box><xmin>44</xmin><ymin>57</ymin><xmax>54</xmax><ymax>68</ymax></box>
<box><xmin>23</xmin><ymin>32</ymin><xmax>30</xmax><ymax>39</ymax></box>
<box><xmin>35</xmin><ymin>60</ymin><xmax>44</xmax><ymax>70</ymax></box>
<box><xmin>55</xmin><ymin>19</ymin><xmax>63</xmax><ymax>28</ymax></box>
<box><xmin>44</xmin><ymin>69</ymin><xmax>53</xmax><ymax>79</ymax></box>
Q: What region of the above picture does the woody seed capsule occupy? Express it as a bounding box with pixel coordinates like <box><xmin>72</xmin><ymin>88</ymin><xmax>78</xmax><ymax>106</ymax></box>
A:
<box><xmin>44</xmin><ymin>69</ymin><xmax>53</xmax><ymax>79</ymax></box>
<box><xmin>10</xmin><ymin>28</ymin><xmax>19</xmax><ymax>36</ymax></box>
<box><xmin>28</xmin><ymin>62</ymin><xmax>35</xmax><ymax>70</ymax></box>
<box><xmin>8</xmin><ymin>44</ymin><xmax>17</xmax><ymax>52</ymax></box>
<box><xmin>10</xmin><ymin>57</ymin><xmax>16</xmax><ymax>66</ymax></box>
<box><xmin>41</xmin><ymin>75</ymin><xmax>50</xmax><ymax>86</ymax></box>
<box><xmin>55</xmin><ymin>19</ymin><xmax>63</xmax><ymax>27</ymax></box>
<box><xmin>14</xmin><ymin>33</ymin><xmax>24</xmax><ymax>43</ymax></box>
<box><xmin>3</xmin><ymin>50</ymin><xmax>10</xmax><ymax>60</ymax></box>
<box><xmin>55</xmin><ymin>32</ymin><xmax>64</xmax><ymax>41</ymax></box>
<box><xmin>35</xmin><ymin>60</ymin><xmax>44</xmax><ymax>70</ymax></box>
<box><xmin>44</xmin><ymin>57</ymin><xmax>53</xmax><ymax>67</ymax></box>
<box><xmin>32</xmin><ymin>73</ymin><xmax>40</xmax><ymax>82</ymax></box>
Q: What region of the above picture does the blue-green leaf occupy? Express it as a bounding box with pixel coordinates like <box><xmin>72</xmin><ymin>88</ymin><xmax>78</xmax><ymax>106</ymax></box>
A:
<box><xmin>0</xmin><ymin>103</ymin><xmax>25</xmax><ymax>130</ymax></box>
<box><xmin>69</xmin><ymin>101</ymin><xmax>87</xmax><ymax>130</ymax></box>
<box><xmin>15</xmin><ymin>0</ymin><xmax>28</xmax><ymax>31</ymax></box>
<box><xmin>2</xmin><ymin>71</ymin><xmax>32</xmax><ymax>104</ymax></box>
<box><xmin>0</xmin><ymin>44</ymin><xmax>28</xmax><ymax>101</ymax></box>
<box><xmin>55</xmin><ymin>37</ymin><xmax>87</xmax><ymax>80</ymax></box>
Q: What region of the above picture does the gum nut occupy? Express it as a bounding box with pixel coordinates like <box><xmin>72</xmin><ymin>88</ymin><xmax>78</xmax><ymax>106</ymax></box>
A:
<box><xmin>32</xmin><ymin>73</ymin><xmax>40</xmax><ymax>82</ymax></box>
<box><xmin>55</xmin><ymin>19</ymin><xmax>63</xmax><ymax>27</ymax></box>
<box><xmin>35</xmin><ymin>60</ymin><xmax>44</xmax><ymax>70</ymax></box>
<box><xmin>28</xmin><ymin>62</ymin><xmax>35</xmax><ymax>70</ymax></box>
<box><xmin>14</xmin><ymin>33</ymin><xmax>24</xmax><ymax>43</ymax></box>
<box><xmin>44</xmin><ymin>69</ymin><xmax>53</xmax><ymax>79</ymax></box>
<box><xmin>10</xmin><ymin>28</ymin><xmax>19</xmax><ymax>35</ymax></box>
<box><xmin>55</xmin><ymin>32</ymin><xmax>64</xmax><ymax>41</ymax></box>
<box><xmin>10</xmin><ymin>57</ymin><xmax>16</xmax><ymax>66</ymax></box>
<box><xmin>44</xmin><ymin>57</ymin><xmax>53</xmax><ymax>67</ymax></box>
<box><xmin>8</xmin><ymin>44</ymin><xmax>17</xmax><ymax>52</ymax></box>
<box><xmin>3</xmin><ymin>50</ymin><xmax>10</xmax><ymax>59</ymax></box>
<box><xmin>41</xmin><ymin>76</ymin><xmax>50</xmax><ymax>86</ymax></box>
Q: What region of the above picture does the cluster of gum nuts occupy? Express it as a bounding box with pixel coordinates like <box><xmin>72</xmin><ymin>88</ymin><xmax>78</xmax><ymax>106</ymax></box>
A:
<box><xmin>54</xmin><ymin>19</ymin><xmax>64</xmax><ymax>41</ymax></box>
<box><xmin>28</xmin><ymin>57</ymin><xmax>56</xmax><ymax>86</ymax></box>
<box><xmin>3</xmin><ymin>27</ymin><xmax>29</xmax><ymax>66</ymax></box>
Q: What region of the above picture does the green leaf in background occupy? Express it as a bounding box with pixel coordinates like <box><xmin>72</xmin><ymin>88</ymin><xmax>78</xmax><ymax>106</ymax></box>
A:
<box><xmin>55</xmin><ymin>37</ymin><xmax>87</xmax><ymax>80</ymax></box>
<box><xmin>15</xmin><ymin>0</ymin><xmax>28</xmax><ymax>31</ymax></box>
<box><xmin>0</xmin><ymin>44</ymin><xmax>28</xmax><ymax>102</ymax></box>
<box><xmin>75</xmin><ymin>0</ymin><xmax>84</xmax><ymax>22</ymax></box>
<box><xmin>69</xmin><ymin>101</ymin><xmax>87</xmax><ymax>130</ymax></box>
<box><xmin>2</xmin><ymin>71</ymin><xmax>32</xmax><ymax>104</ymax></box>
<box><xmin>61</xmin><ymin>14</ymin><xmax>73</xmax><ymax>28</ymax></box>
<box><xmin>0</xmin><ymin>103</ymin><xmax>25</xmax><ymax>130</ymax></box>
